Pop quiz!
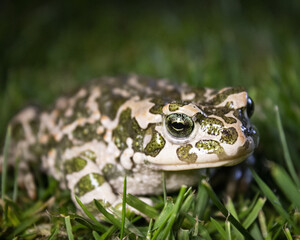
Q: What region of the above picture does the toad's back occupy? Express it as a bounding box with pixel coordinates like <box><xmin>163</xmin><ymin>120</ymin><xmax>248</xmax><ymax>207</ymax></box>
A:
<box><xmin>2</xmin><ymin>75</ymin><xmax>258</xmax><ymax>212</ymax></box>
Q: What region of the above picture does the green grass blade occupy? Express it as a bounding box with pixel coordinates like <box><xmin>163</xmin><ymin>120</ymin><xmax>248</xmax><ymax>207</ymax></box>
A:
<box><xmin>23</xmin><ymin>197</ymin><xmax>55</xmax><ymax>218</ymax></box>
<box><xmin>239</xmin><ymin>193</ymin><xmax>260</xmax><ymax>219</ymax></box>
<box><xmin>153</xmin><ymin>198</ymin><xmax>174</xmax><ymax>230</ymax></box>
<box><xmin>198</xmin><ymin>221</ymin><xmax>212</xmax><ymax>240</ymax></box>
<box><xmin>177</xmin><ymin>229</ymin><xmax>189</xmax><ymax>240</ymax></box>
<box><xmin>270</xmin><ymin>162</ymin><xmax>300</xmax><ymax>210</ymax></box>
<box><xmin>226</xmin><ymin>197</ymin><xmax>244</xmax><ymax>240</ymax></box>
<box><xmin>120</xmin><ymin>175</ymin><xmax>127</xmax><ymax>240</ymax></box>
<box><xmin>48</xmin><ymin>226</ymin><xmax>59</xmax><ymax>240</ymax></box>
<box><xmin>152</xmin><ymin>186</ymin><xmax>187</xmax><ymax>240</ymax></box>
<box><xmin>159</xmin><ymin>186</ymin><xmax>187</xmax><ymax>240</ymax></box>
<box><xmin>258</xmin><ymin>211</ymin><xmax>269</xmax><ymax>239</ymax></box>
<box><xmin>225</xmin><ymin>220</ymin><xmax>232</xmax><ymax>240</ymax></box>
<box><xmin>74</xmin><ymin>216</ymin><xmax>107</xmax><ymax>233</ymax></box>
<box><xmin>94</xmin><ymin>199</ymin><xmax>121</xmax><ymax>227</ymax></box>
<box><xmin>202</xmin><ymin>180</ymin><xmax>254</xmax><ymax>240</ymax></box>
<box><xmin>162</xmin><ymin>172</ymin><xmax>167</xmax><ymax>204</ymax></box>
<box><xmin>1</xmin><ymin>125</ymin><xmax>11</xmax><ymax>200</ymax></box>
<box><xmin>98</xmin><ymin>226</ymin><xmax>118</xmax><ymax>240</ymax></box>
<box><xmin>93</xmin><ymin>230</ymin><xmax>101</xmax><ymax>240</ymax></box>
<box><xmin>74</xmin><ymin>195</ymin><xmax>107</xmax><ymax>232</ymax></box>
<box><xmin>243</xmin><ymin>197</ymin><xmax>266</xmax><ymax>229</ymax></box>
<box><xmin>111</xmin><ymin>209</ymin><xmax>145</xmax><ymax>237</ymax></box>
<box><xmin>173</xmin><ymin>190</ymin><xmax>194</xmax><ymax>230</ymax></box>
<box><xmin>94</xmin><ymin>199</ymin><xmax>144</xmax><ymax>237</ymax></box>
<box><xmin>146</xmin><ymin>218</ymin><xmax>153</xmax><ymax>240</ymax></box>
<box><xmin>250</xmin><ymin>168</ymin><xmax>299</xmax><ymax>232</ymax></box>
<box><xmin>12</xmin><ymin>157</ymin><xmax>20</xmax><ymax>202</ymax></box>
<box><xmin>283</xmin><ymin>227</ymin><xmax>293</xmax><ymax>240</ymax></box>
<box><xmin>275</xmin><ymin>106</ymin><xmax>300</xmax><ymax>188</ymax></box>
<box><xmin>65</xmin><ymin>216</ymin><xmax>74</xmax><ymax>240</ymax></box>
<box><xmin>7</xmin><ymin>215</ymin><xmax>40</xmax><ymax>238</ymax></box>
<box><xmin>210</xmin><ymin>217</ymin><xmax>226</xmax><ymax>239</ymax></box>
<box><xmin>194</xmin><ymin>178</ymin><xmax>209</xmax><ymax>218</ymax></box>
<box><xmin>126</xmin><ymin>194</ymin><xmax>159</xmax><ymax>219</ymax></box>
<box><xmin>249</xmin><ymin>223</ymin><xmax>263</xmax><ymax>240</ymax></box>
<box><xmin>225</xmin><ymin>197</ymin><xmax>239</xmax><ymax>220</ymax></box>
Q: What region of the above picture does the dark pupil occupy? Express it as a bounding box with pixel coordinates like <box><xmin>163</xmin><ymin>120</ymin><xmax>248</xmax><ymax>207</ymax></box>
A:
<box><xmin>172</xmin><ymin>122</ymin><xmax>185</xmax><ymax>131</ymax></box>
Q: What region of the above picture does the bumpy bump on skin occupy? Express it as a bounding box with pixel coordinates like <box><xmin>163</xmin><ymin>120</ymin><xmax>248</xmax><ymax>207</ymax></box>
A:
<box><xmin>198</xmin><ymin>117</ymin><xmax>224</xmax><ymax>136</ymax></box>
<box><xmin>176</xmin><ymin>144</ymin><xmax>197</xmax><ymax>163</ymax></box>
<box><xmin>196</xmin><ymin>140</ymin><xmax>224</xmax><ymax>154</ymax></box>
<box><xmin>221</xmin><ymin>127</ymin><xmax>238</xmax><ymax>144</ymax></box>
<box><xmin>64</xmin><ymin>157</ymin><xmax>87</xmax><ymax>174</ymax></box>
<box><xmin>74</xmin><ymin>173</ymin><xmax>105</xmax><ymax>197</ymax></box>
<box><xmin>144</xmin><ymin>131</ymin><xmax>166</xmax><ymax>157</ymax></box>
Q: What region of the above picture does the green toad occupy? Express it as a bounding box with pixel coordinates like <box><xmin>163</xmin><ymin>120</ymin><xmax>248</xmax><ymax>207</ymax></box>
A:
<box><xmin>0</xmin><ymin>75</ymin><xmax>259</xmax><ymax>212</ymax></box>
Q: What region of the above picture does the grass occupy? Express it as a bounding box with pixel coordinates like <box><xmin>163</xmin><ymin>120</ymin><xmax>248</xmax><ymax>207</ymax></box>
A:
<box><xmin>1</xmin><ymin>0</ymin><xmax>300</xmax><ymax>239</ymax></box>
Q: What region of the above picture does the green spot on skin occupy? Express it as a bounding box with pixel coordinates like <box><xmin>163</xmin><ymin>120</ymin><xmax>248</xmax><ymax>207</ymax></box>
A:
<box><xmin>74</xmin><ymin>173</ymin><xmax>105</xmax><ymax>197</ymax></box>
<box><xmin>102</xmin><ymin>163</ymin><xmax>124</xmax><ymax>180</ymax></box>
<box><xmin>203</xmin><ymin>103</ymin><xmax>238</xmax><ymax>124</ymax></box>
<box><xmin>97</xmin><ymin>85</ymin><xmax>128</xmax><ymax>120</ymax></box>
<box><xmin>46</xmin><ymin>135</ymin><xmax>73</xmax><ymax>152</ymax></box>
<box><xmin>64</xmin><ymin>94</ymin><xmax>90</xmax><ymax>124</ymax></box>
<box><xmin>198</xmin><ymin>117</ymin><xmax>224</xmax><ymax>135</ymax></box>
<box><xmin>196</xmin><ymin>140</ymin><xmax>224</xmax><ymax>154</ymax></box>
<box><xmin>64</xmin><ymin>157</ymin><xmax>87</xmax><ymax>174</ymax></box>
<box><xmin>80</xmin><ymin>150</ymin><xmax>97</xmax><ymax>162</ymax></box>
<box><xmin>209</xmin><ymin>87</ymin><xmax>245</xmax><ymax>105</ymax></box>
<box><xmin>12</xmin><ymin>122</ymin><xmax>25</xmax><ymax>141</ymax></box>
<box><xmin>60</xmin><ymin>135</ymin><xmax>74</xmax><ymax>150</ymax></box>
<box><xmin>176</xmin><ymin>144</ymin><xmax>197</xmax><ymax>163</ymax></box>
<box><xmin>113</xmin><ymin>108</ymin><xmax>131</xmax><ymax>150</ymax></box>
<box><xmin>29</xmin><ymin>118</ymin><xmax>40</xmax><ymax>136</ymax></box>
<box><xmin>223</xmin><ymin>116</ymin><xmax>237</xmax><ymax>124</ymax></box>
<box><xmin>168</xmin><ymin>103</ymin><xmax>183</xmax><ymax>111</ymax></box>
<box><xmin>144</xmin><ymin>131</ymin><xmax>166</xmax><ymax>157</ymax></box>
<box><xmin>113</xmin><ymin>108</ymin><xmax>145</xmax><ymax>152</ymax></box>
<box><xmin>221</xmin><ymin>127</ymin><xmax>238</xmax><ymax>144</ymax></box>
<box><xmin>149</xmin><ymin>98</ymin><xmax>164</xmax><ymax>114</ymax></box>
<box><xmin>73</xmin><ymin>121</ymin><xmax>102</xmax><ymax>142</ymax></box>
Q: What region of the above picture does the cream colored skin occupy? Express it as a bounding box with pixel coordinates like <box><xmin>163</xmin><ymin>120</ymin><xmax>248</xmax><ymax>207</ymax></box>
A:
<box><xmin>0</xmin><ymin>75</ymin><xmax>258</xmax><ymax>213</ymax></box>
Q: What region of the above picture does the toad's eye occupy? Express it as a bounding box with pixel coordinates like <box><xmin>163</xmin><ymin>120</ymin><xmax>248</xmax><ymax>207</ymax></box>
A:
<box><xmin>166</xmin><ymin>113</ymin><xmax>194</xmax><ymax>138</ymax></box>
<box><xmin>246</xmin><ymin>97</ymin><xmax>255</xmax><ymax>118</ymax></box>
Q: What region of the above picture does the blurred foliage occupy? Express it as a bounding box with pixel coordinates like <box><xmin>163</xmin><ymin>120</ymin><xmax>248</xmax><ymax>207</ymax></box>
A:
<box><xmin>0</xmin><ymin>0</ymin><xmax>300</xmax><ymax>167</ymax></box>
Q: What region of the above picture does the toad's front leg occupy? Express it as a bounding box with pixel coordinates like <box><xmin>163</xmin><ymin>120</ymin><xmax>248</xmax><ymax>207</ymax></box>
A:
<box><xmin>62</xmin><ymin>149</ymin><xmax>118</xmax><ymax>214</ymax></box>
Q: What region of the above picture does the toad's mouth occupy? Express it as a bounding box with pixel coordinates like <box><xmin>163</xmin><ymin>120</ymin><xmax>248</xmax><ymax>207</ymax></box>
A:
<box><xmin>148</xmin><ymin>152</ymin><xmax>253</xmax><ymax>171</ymax></box>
